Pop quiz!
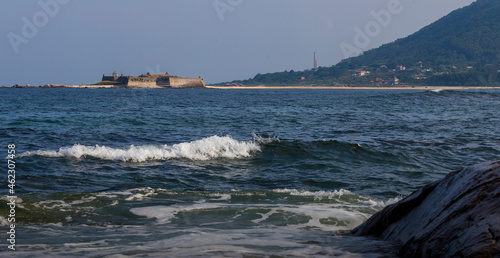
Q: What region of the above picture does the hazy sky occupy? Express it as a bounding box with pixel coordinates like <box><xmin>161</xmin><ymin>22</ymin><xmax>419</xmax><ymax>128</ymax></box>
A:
<box><xmin>1</xmin><ymin>0</ymin><xmax>476</xmax><ymax>86</ymax></box>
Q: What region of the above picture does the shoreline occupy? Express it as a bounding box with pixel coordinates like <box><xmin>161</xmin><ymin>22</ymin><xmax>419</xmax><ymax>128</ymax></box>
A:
<box><xmin>3</xmin><ymin>85</ymin><xmax>500</xmax><ymax>90</ymax></box>
<box><xmin>206</xmin><ymin>86</ymin><xmax>500</xmax><ymax>90</ymax></box>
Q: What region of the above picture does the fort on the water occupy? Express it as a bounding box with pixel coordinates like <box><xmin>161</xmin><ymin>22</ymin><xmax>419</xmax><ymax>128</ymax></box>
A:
<box><xmin>100</xmin><ymin>71</ymin><xmax>206</xmax><ymax>88</ymax></box>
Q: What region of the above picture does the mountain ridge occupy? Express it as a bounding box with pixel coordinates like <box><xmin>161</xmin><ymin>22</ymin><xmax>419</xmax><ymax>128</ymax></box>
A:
<box><xmin>217</xmin><ymin>0</ymin><xmax>500</xmax><ymax>87</ymax></box>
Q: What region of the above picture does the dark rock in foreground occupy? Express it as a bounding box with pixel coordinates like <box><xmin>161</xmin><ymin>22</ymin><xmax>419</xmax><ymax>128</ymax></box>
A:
<box><xmin>351</xmin><ymin>159</ymin><xmax>500</xmax><ymax>257</ymax></box>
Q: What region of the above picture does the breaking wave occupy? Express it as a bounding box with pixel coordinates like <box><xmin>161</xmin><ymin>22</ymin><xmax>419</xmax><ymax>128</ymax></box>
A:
<box><xmin>18</xmin><ymin>135</ymin><xmax>261</xmax><ymax>162</ymax></box>
<box><xmin>426</xmin><ymin>88</ymin><xmax>444</xmax><ymax>93</ymax></box>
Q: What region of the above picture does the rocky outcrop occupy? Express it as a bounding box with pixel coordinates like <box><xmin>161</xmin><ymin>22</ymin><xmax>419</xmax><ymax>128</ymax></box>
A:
<box><xmin>351</xmin><ymin>159</ymin><xmax>500</xmax><ymax>257</ymax></box>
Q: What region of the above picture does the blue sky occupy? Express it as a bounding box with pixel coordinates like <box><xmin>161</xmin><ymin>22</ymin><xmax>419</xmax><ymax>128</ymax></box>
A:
<box><xmin>1</xmin><ymin>0</ymin><xmax>476</xmax><ymax>86</ymax></box>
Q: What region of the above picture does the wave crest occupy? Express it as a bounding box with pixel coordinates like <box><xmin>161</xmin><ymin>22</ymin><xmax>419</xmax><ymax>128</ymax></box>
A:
<box><xmin>19</xmin><ymin>135</ymin><xmax>261</xmax><ymax>162</ymax></box>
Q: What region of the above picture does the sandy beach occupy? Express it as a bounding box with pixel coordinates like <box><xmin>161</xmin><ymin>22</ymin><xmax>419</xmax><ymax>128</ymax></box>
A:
<box><xmin>206</xmin><ymin>85</ymin><xmax>500</xmax><ymax>90</ymax></box>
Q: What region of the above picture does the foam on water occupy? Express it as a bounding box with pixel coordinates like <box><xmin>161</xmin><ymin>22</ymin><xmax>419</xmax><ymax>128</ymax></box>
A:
<box><xmin>18</xmin><ymin>135</ymin><xmax>261</xmax><ymax>162</ymax></box>
<box><xmin>425</xmin><ymin>88</ymin><xmax>444</xmax><ymax>93</ymax></box>
<box><xmin>358</xmin><ymin>197</ymin><xmax>401</xmax><ymax>208</ymax></box>
<box><xmin>272</xmin><ymin>188</ymin><xmax>353</xmax><ymax>200</ymax></box>
<box><xmin>0</xmin><ymin>216</ymin><xmax>9</xmax><ymax>226</ymax></box>
<box><xmin>18</xmin><ymin>225</ymin><xmax>396</xmax><ymax>257</ymax></box>
<box><xmin>129</xmin><ymin>188</ymin><xmax>398</xmax><ymax>231</ymax></box>
<box><xmin>95</xmin><ymin>187</ymin><xmax>168</xmax><ymax>199</ymax></box>
<box><xmin>28</xmin><ymin>187</ymin><xmax>169</xmax><ymax>216</ymax></box>
<box><xmin>130</xmin><ymin>202</ymin><xmax>370</xmax><ymax>231</ymax></box>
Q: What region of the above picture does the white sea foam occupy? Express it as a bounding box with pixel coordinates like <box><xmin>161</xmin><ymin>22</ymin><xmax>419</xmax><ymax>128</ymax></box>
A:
<box><xmin>427</xmin><ymin>88</ymin><xmax>444</xmax><ymax>93</ymax></box>
<box><xmin>33</xmin><ymin>200</ymin><xmax>72</xmax><ymax>211</ymax></box>
<box><xmin>131</xmin><ymin>203</ymin><xmax>228</xmax><ymax>224</ymax></box>
<box><xmin>18</xmin><ymin>135</ymin><xmax>261</xmax><ymax>162</ymax></box>
<box><xmin>130</xmin><ymin>202</ymin><xmax>370</xmax><ymax>231</ymax></box>
<box><xmin>206</xmin><ymin>193</ymin><xmax>232</xmax><ymax>201</ymax></box>
<box><xmin>271</xmin><ymin>189</ymin><xmax>401</xmax><ymax>208</ymax></box>
<box><xmin>0</xmin><ymin>216</ymin><xmax>9</xmax><ymax>226</ymax></box>
<box><xmin>129</xmin><ymin>189</ymin><xmax>398</xmax><ymax>231</ymax></box>
<box><xmin>91</xmin><ymin>187</ymin><xmax>170</xmax><ymax>206</ymax></box>
<box><xmin>252</xmin><ymin>133</ymin><xmax>280</xmax><ymax>144</ymax></box>
<box><xmin>70</xmin><ymin>196</ymin><xmax>97</xmax><ymax>205</ymax></box>
<box><xmin>272</xmin><ymin>188</ymin><xmax>354</xmax><ymax>200</ymax></box>
<box><xmin>358</xmin><ymin>197</ymin><xmax>401</xmax><ymax>208</ymax></box>
<box><xmin>0</xmin><ymin>195</ymin><xmax>24</xmax><ymax>209</ymax></box>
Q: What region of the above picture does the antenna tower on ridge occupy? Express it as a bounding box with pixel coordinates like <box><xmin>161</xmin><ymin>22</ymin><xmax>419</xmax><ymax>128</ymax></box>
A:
<box><xmin>314</xmin><ymin>52</ymin><xmax>318</xmax><ymax>70</ymax></box>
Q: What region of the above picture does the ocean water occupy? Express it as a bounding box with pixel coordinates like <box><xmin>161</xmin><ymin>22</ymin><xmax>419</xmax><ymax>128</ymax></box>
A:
<box><xmin>1</xmin><ymin>88</ymin><xmax>499</xmax><ymax>257</ymax></box>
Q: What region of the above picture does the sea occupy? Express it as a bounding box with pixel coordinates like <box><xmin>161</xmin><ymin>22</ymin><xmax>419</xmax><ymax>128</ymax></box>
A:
<box><xmin>1</xmin><ymin>88</ymin><xmax>499</xmax><ymax>257</ymax></box>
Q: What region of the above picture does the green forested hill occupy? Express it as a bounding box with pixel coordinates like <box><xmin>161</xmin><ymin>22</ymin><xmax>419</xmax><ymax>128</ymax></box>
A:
<box><xmin>219</xmin><ymin>0</ymin><xmax>500</xmax><ymax>86</ymax></box>
<box><xmin>345</xmin><ymin>0</ymin><xmax>500</xmax><ymax>70</ymax></box>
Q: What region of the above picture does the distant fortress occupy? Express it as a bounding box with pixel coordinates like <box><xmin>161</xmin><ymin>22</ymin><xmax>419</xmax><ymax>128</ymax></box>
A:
<box><xmin>100</xmin><ymin>71</ymin><xmax>206</xmax><ymax>88</ymax></box>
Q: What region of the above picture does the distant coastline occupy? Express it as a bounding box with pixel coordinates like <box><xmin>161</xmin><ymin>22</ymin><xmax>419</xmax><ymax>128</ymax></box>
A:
<box><xmin>206</xmin><ymin>85</ymin><xmax>500</xmax><ymax>90</ymax></box>
<box><xmin>214</xmin><ymin>0</ymin><xmax>500</xmax><ymax>90</ymax></box>
<box><xmin>2</xmin><ymin>84</ymin><xmax>119</xmax><ymax>89</ymax></box>
<box><xmin>3</xmin><ymin>85</ymin><xmax>500</xmax><ymax>90</ymax></box>
<box><xmin>2</xmin><ymin>71</ymin><xmax>206</xmax><ymax>89</ymax></box>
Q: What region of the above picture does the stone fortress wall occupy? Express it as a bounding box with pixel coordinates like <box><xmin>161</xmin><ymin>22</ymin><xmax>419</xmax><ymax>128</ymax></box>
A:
<box><xmin>169</xmin><ymin>77</ymin><xmax>206</xmax><ymax>88</ymax></box>
<box><xmin>102</xmin><ymin>71</ymin><xmax>205</xmax><ymax>88</ymax></box>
